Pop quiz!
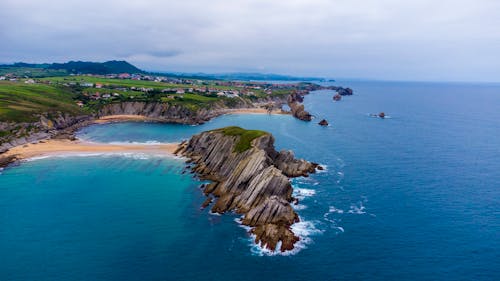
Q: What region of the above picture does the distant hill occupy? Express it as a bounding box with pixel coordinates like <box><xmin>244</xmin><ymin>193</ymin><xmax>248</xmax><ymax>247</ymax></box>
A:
<box><xmin>48</xmin><ymin>60</ymin><xmax>143</xmax><ymax>74</ymax></box>
<box><xmin>156</xmin><ymin>72</ymin><xmax>331</xmax><ymax>82</ymax></box>
<box><xmin>1</xmin><ymin>60</ymin><xmax>143</xmax><ymax>75</ymax></box>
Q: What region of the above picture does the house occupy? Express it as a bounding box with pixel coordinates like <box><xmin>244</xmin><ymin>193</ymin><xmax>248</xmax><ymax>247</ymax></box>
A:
<box><xmin>95</xmin><ymin>83</ymin><xmax>103</xmax><ymax>89</ymax></box>
<box><xmin>176</xmin><ymin>89</ymin><xmax>185</xmax><ymax>94</ymax></box>
<box><xmin>118</xmin><ymin>73</ymin><xmax>131</xmax><ymax>79</ymax></box>
<box><xmin>113</xmin><ymin>93</ymin><xmax>120</xmax><ymax>97</ymax></box>
<box><xmin>24</xmin><ymin>79</ymin><xmax>35</xmax><ymax>84</ymax></box>
<box><xmin>76</xmin><ymin>101</ymin><xmax>84</xmax><ymax>107</ymax></box>
<box><xmin>102</xmin><ymin>94</ymin><xmax>111</xmax><ymax>99</ymax></box>
<box><xmin>0</xmin><ymin>76</ymin><xmax>6</xmax><ymax>80</ymax></box>
<box><xmin>80</xmin><ymin>82</ymin><xmax>93</xmax><ymax>87</ymax></box>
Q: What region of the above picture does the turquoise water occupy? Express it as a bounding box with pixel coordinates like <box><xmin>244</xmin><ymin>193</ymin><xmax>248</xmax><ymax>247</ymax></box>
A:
<box><xmin>1</xmin><ymin>81</ymin><xmax>499</xmax><ymax>280</ymax></box>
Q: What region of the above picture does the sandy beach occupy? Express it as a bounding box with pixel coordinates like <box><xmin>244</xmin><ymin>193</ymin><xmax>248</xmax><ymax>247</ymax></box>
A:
<box><xmin>223</xmin><ymin>108</ymin><xmax>289</xmax><ymax>115</ymax></box>
<box><xmin>94</xmin><ymin>108</ymin><xmax>288</xmax><ymax>124</ymax></box>
<box><xmin>1</xmin><ymin>139</ymin><xmax>179</xmax><ymax>163</ymax></box>
<box><xmin>94</xmin><ymin>115</ymin><xmax>163</xmax><ymax>124</ymax></box>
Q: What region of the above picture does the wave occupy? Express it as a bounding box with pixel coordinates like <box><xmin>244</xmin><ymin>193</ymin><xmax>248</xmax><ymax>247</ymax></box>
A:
<box><xmin>107</xmin><ymin>140</ymin><xmax>171</xmax><ymax>145</ymax></box>
<box><xmin>25</xmin><ymin>152</ymin><xmax>175</xmax><ymax>162</ymax></box>
<box><xmin>292</xmin><ymin>188</ymin><xmax>316</xmax><ymax>200</ymax></box>
<box><xmin>292</xmin><ymin>204</ymin><xmax>308</xmax><ymax>210</ymax></box>
<box><xmin>348</xmin><ymin>201</ymin><xmax>366</xmax><ymax>214</ymax></box>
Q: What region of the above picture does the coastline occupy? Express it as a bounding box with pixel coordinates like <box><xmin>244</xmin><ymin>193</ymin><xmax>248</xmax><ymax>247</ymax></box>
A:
<box><xmin>1</xmin><ymin>139</ymin><xmax>179</xmax><ymax>167</ymax></box>
<box><xmin>0</xmin><ymin>106</ymin><xmax>290</xmax><ymax>169</ymax></box>
<box><xmin>94</xmin><ymin>108</ymin><xmax>289</xmax><ymax>124</ymax></box>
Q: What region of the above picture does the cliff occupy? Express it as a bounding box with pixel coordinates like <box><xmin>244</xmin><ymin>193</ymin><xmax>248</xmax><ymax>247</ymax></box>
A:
<box><xmin>98</xmin><ymin>96</ymin><xmax>287</xmax><ymax>125</ymax></box>
<box><xmin>0</xmin><ymin>113</ymin><xmax>93</xmax><ymax>153</ymax></box>
<box><xmin>175</xmin><ymin>126</ymin><xmax>318</xmax><ymax>252</ymax></box>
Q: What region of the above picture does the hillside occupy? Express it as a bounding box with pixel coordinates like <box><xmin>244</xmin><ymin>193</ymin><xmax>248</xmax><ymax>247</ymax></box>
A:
<box><xmin>0</xmin><ymin>60</ymin><xmax>143</xmax><ymax>76</ymax></box>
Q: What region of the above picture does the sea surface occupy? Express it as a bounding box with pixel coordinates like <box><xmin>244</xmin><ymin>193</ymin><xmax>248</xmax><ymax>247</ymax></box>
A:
<box><xmin>1</xmin><ymin>81</ymin><xmax>499</xmax><ymax>280</ymax></box>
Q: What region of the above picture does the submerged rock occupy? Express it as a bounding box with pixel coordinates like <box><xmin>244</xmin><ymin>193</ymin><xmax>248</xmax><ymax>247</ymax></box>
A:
<box><xmin>333</xmin><ymin>94</ymin><xmax>342</xmax><ymax>101</ymax></box>
<box><xmin>318</xmin><ymin>119</ymin><xmax>329</xmax><ymax>126</ymax></box>
<box><xmin>176</xmin><ymin>127</ymin><xmax>318</xmax><ymax>252</ymax></box>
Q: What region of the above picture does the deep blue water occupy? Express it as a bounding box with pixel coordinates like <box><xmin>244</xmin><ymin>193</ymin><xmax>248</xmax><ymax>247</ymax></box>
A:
<box><xmin>1</xmin><ymin>81</ymin><xmax>499</xmax><ymax>280</ymax></box>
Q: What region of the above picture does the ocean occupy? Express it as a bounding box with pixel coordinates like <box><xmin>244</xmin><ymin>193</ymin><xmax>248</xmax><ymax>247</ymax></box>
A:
<box><xmin>1</xmin><ymin>81</ymin><xmax>499</xmax><ymax>280</ymax></box>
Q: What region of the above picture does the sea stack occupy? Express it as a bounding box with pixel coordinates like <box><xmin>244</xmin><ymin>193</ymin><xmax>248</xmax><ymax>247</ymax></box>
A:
<box><xmin>175</xmin><ymin>126</ymin><xmax>318</xmax><ymax>252</ymax></box>
<box><xmin>287</xmin><ymin>93</ymin><xmax>312</xmax><ymax>121</ymax></box>
<box><xmin>337</xmin><ymin>87</ymin><xmax>354</xmax><ymax>96</ymax></box>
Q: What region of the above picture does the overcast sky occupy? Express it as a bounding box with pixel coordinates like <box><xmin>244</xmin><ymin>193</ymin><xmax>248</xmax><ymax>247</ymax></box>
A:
<box><xmin>1</xmin><ymin>0</ymin><xmax>499</xmax><ymax>82</ymax></box>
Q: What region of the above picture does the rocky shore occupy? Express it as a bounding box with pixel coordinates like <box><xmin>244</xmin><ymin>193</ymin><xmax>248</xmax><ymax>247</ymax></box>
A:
<box><xmin>175</xmin><ymin>127</ymin><xmax>318</xmax><ymax>252</ymax></box>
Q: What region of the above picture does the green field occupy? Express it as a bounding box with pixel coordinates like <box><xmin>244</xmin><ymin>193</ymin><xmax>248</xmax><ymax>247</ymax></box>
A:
<box><xmin>216</xmin><ymin>126</ymin><xmax>268</xmax><ymax>152</ymax></box>
<box><xmin>0</xmin><ymin>81</ymin><xmax>84</xmax><ymax>122</ymax></box>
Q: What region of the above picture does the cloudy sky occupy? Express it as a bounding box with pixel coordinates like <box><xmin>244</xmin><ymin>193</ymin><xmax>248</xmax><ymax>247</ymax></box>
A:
<box><xmin>1</xmin><ymin>0</ymin><xmax>499</xmax><ymax>82</ymax></box>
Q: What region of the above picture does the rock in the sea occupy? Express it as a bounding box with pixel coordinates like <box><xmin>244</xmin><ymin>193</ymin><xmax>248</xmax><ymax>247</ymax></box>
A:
<box><xmin>287</xmin><ymin>93</ymin><xmax>312</xmax><ymax>121</ymax></box>
<box><xmin>333</xmin><ymin>94</ymin><xmax>342</xmax><ymax>101</ymax></box>
<box><xmin>378</xmin><ymin>112</ymin><xmax>385</xmax><ymax>118</ymax></box>
<box><xmin>337</xmin><ymin>87</ymin><xmax>353</xmax><ymax>96</ymax></box>
<box><xmin>318</xmin><ymin>119</ymin><xmax>329</xmax><ymax>126</ymax></box>
<box><xmin>176</xmin><ymin>127</ymin><xmax>318</xmax><ymax>252</ymax></box>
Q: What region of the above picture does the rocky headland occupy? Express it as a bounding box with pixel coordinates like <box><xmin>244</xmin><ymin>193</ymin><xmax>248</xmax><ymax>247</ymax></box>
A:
<box><xmin>287</xmin><ymin>92</ymin><xmax>312</xmax><ymax>121</ymax></box>
<box><xmin>175</xmin><ymin>126</ymin><xmax>319</xmax><ymax>252</ymax></box>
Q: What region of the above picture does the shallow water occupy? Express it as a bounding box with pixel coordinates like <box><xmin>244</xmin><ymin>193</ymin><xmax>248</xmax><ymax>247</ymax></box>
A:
<box><xmin>1</xmin><ymin>81</ymin><xmax>499</xmax><ymax>280</ymax></box>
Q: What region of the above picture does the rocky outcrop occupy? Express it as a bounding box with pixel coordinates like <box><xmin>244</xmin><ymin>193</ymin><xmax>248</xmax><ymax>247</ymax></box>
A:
<box><xmin>0</xmin><ymin>113</ymin><xmax>93</xmax><ymax>153</ymax></box>
<box><xmin>336</xmin><ymin>87</ymin><xmax>353</xmax><ymax>96</ymax></box>
<box><xmin>378</xmin><ymin>112</ymin><xmax>386</xmax><ymax>118</ymax></box>
<box><xmin>318</xmin><ymin>119</ymin><xmax>329</xmax><ymax>126</ymax></box>
<box><xmin>99</xmin><ymin>96</ymin><xmax>288</xmax><ymax>125</ymax></box>
<box><xmin>176</xmin><ymin>127</ymin><xmax>318</xmax><ymax>252</ymax></box>
<box><xmin>287</xmin><ymin>93</ymin><xmax>312</xmax><ymax>121</ymax></box>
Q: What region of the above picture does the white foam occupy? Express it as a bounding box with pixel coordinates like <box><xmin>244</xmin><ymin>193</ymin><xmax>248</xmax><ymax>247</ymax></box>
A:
<box><xmin>292</xmin><ymin>188</ymin><xmax>316</xmax><ymax>200</ymax></box>
<box><xmin>249</xmin><ymin>219</ymin><xmax>323</xmax><ymax>256</ymax></box>
<box><xmin>25</xmin><ymin>151</ymin><xmax>174</xmax><ymax>162</ymax></box>
<box><xmin>108</xmin><ymin>140</ymin><xmax>168</xmax><ymax>145</ymax></box>
<box><xmin>328</xmin><ymin>206</ymin><xmax>344</xmax><ymax>214</ymax></box>
<box><xmin>348</xmin><ymin>201</ymin><xmax>366</xmax><ymax>214</ymax></box>
<box><xmin>315</xmin><ymin>164</ymin><xmax>328</xmax><ymax>173</ymax></box>
<box><xmin>292</xmin><ymin>204</ymin><xmax>308</xmax><ymax>210</ymax></box>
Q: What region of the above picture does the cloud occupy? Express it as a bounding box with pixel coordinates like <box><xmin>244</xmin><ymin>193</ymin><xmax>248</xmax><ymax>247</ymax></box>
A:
<box><xmin>0</xmin><ymin>0</ymin><xmax>499</xmax><ymax>82</ymax></box>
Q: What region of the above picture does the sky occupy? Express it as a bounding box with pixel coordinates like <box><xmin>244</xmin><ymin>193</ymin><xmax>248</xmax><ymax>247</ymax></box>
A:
<box><xmin>1</xmin><ymin>0</ymin><xmax>499</xmax><ymax>82</ymax></box>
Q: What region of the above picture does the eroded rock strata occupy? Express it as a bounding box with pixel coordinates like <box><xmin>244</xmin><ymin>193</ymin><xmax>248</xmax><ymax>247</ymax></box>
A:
<box><xmin>175</xmin><ymin>127</ymin><xmax>318</xmax><ymax>252</ymax></box>
<box><xmin>287</xmin><ymin>93</ymin><xmax>312</xmax><ymax>121</ymax></box>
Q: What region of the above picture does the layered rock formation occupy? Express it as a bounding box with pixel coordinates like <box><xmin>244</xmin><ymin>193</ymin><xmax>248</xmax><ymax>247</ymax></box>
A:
<box><xmin>99</xmin><ymin>96</ymin><xmax>288</xmax><ymax>125</ymax></box>
<box><xmin>0</xmin><ymin>113</ymin><xmax>92</xmax><ymax>153</ymax></box>
<box><xmin>175</xmin><ymin>127</ymin><xmax>318</xmax><ymax>252</ymax></box>
<box><xmin>287</xmin><ymin>93</ymin><xmax>312</xmax><ymax>121</ymax></box>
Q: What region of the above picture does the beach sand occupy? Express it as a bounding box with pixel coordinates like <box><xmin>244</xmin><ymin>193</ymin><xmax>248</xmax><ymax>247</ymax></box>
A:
<box><xmin>94</xmin><ymin>108</ymin><xmax>288</xmax><ymax>124</ymax></box>
<box><xmin>2</xmin><ymin>139</ymin><xmax>179</xmax><ymax>163</ymax></box>
<box><xmin>223</xmin><ymin>108</ymin><xmax>289</xmax><ymax>115</ymax></box>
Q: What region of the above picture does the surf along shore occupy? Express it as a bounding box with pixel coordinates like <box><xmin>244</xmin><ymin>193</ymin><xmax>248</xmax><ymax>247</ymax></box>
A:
<box><xmin>0</xmin><ymin>108</ymin><xmax>286</xmax><ymax>168</ymax></box>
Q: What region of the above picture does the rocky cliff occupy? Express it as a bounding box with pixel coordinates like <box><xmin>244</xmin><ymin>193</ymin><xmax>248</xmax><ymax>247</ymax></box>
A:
<box><xmin>99</xmin><ymin>96</ymin><xmax>287</xmax><ymax>125</ymax></box>
<box><xmin>287</xmin><ymin>93</ymin><xmax>312</xmax><ymax>121</ymax></box>
<box><xmin>175</xmin><ymin>127</ymin><xmax>318</xmax><ymax>252</ymax></box>
<box><xmin>0</xmin><ymin>113</ymin><xmax>93</xmax><ymax>153</ymax></box>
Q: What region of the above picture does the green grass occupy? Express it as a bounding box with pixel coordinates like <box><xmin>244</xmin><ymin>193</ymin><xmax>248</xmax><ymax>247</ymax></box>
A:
<box><xmin>215</xmin><ymin>126</ymin><xmax>268</xmax><ymax>153</ymax></box>
<box><xmin>0</xmin><ymin>81</ymin><xmax>83</xmax><ymax>122</ymax></box>
<box><xmin>0</xmin><ymin>67</ymin><xmax>68</xmax><ymax>78</ymax></box>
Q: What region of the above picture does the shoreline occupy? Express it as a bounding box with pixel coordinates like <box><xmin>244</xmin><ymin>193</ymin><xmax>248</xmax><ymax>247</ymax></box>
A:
<box><xmin>0</xmin><ymin>106</ymin><xmax>289</xmax><ymax>168</ymax></box>
<box><xmin>1</xmin><ymin>139</ymin><xmax>180</xmax><ymax>168</ymax></box>
<box><xmin>94</xmin><ymin>108</ymin><xmax>289</xmax><ymax>125</ymax></box>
